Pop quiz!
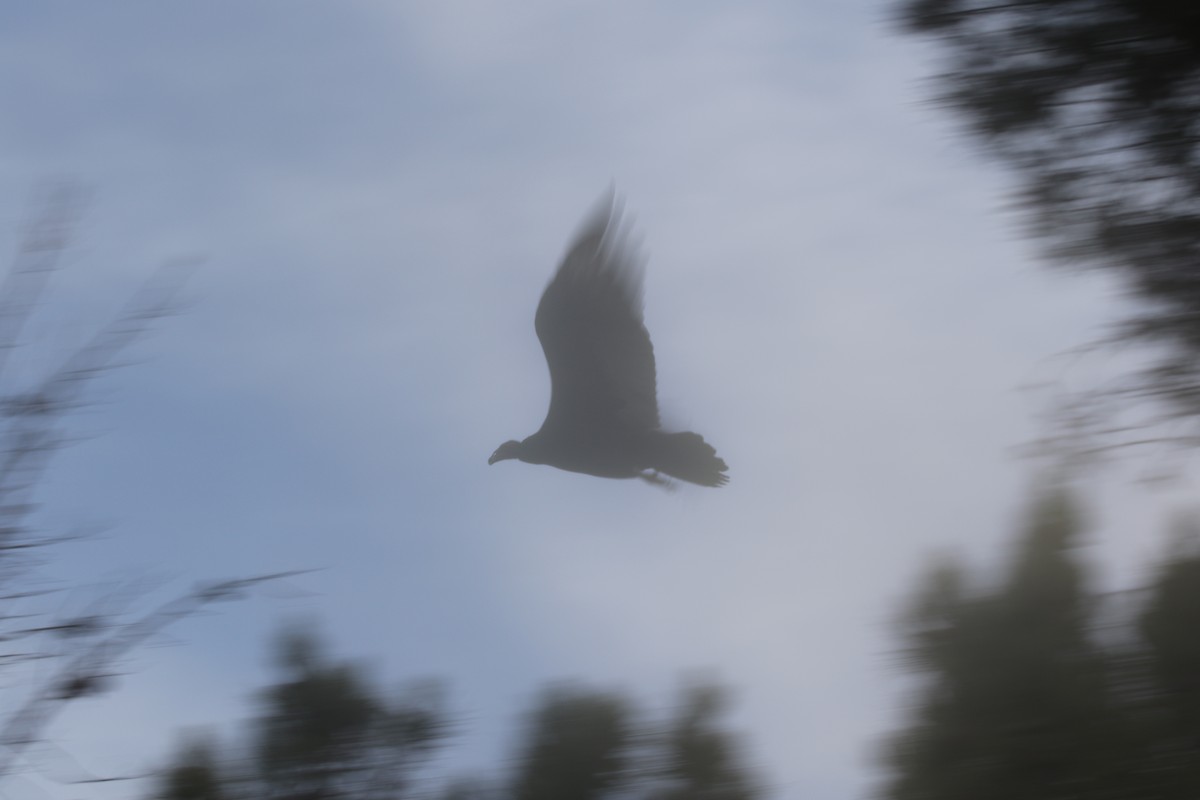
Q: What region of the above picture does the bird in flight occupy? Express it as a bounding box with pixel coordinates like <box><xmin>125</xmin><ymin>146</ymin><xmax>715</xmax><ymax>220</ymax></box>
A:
<box><xmin>489</xmin><ymin>195</ymin><xmax>728</xmax><ymax>488</ymax></box>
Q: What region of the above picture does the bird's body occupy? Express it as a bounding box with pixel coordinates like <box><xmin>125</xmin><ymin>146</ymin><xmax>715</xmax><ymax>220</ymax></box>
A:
<box><xmin>489</xmin><ymin>196</ymin><xmax>728</xmax><ymax>488</ymax></box>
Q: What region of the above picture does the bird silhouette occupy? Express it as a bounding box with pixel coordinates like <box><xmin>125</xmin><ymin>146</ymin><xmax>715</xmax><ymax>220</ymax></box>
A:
<box><xmin>489</xmin><ymin>195</ymin><xmax>728</xmax><ymax>487</ymax></box>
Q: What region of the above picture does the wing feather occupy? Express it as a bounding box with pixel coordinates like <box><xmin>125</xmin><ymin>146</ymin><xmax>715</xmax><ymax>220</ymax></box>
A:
<box><xmin>533</xmin><ymin>198</ymin><xmax>660</xmax><ymax>439</ymax></box>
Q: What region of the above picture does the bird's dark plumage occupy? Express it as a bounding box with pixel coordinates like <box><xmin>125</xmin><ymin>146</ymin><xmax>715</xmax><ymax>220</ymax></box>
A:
<box><xmin>489</xmin><ymin>196</ymin><xmax>728</xmax><ymax>488</ymax></box>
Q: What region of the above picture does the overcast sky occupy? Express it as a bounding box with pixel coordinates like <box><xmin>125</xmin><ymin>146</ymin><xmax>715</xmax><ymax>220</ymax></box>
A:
<box><xmin>2</xmin><ymin>2</ymin><xmax>1196</xmax><ymax>799</ymax></box>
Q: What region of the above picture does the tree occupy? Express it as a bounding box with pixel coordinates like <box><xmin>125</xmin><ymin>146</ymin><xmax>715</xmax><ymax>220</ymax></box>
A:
<box><xmin>1133</xmin><ymin>533</ymin><xmax>1200</xmax><ymax>796</ymax></box>
<box><xmin>895</xmin><ymin>0</ymin><xmax>1200</xmax><ymax>441</ymax></box>
<box><xmin>158</xmin><ymin>735</ymin><xmax>225</xmax><ymax>800</ymax></box>
<box><xmin>510</xmin><ymin>685</ymin><xmax>633</xmax><ymax>800</ymax></box>
<box><xmin>156</xmin><ymin>631</ymin><xmax>765</xmax><ymax>800</ymax></box>
<box><xmin>255</xmin><ymin>627</ymin><xmax>447</xmax><ymax>800</ymax></box>
<box><xmin>0</xmin><ymin>183</ymin><xmax>293</xmax><ymax>789</ymax></box>
<box><xmin>883</xmin><ymin>489</ymin><xmax>1137</xmax><ymax>799</ymax></box>
<box><xmin>647</xmin><ymin>682</ymin><xmax>760</xmax><ymax>800</ymax></box>
<box><xmin>503</xmin><ymin>680</ymin><xmax>761</xmax><ymax>800</ymax></box>
<box><xmin>881</xmin><ymin>488</ymin><xmax>1200</xmax><ymax>799</ymax></box>
<box><xmin>155</xmin><ymin>625</ymin><xmax>449</xmax><ymax>800</ymax></box>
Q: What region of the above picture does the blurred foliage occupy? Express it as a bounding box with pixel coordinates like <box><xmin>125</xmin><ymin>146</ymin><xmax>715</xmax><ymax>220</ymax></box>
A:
<box><xmin>155</xmin><ymin>627</ymin><xmax>763</xmax><ymax>800</ymax></box>
<box><xmin>895</xmin><ymin>0</ymin><xmax>1200</xmax><ymax>441</ymax></box>
<box><xmin>505</xmin><ymin>680</ymin><xmax>759</xmax><ymax>800</ymax></box>
<box><xmin>510</xmin><ymin>685</ymin><xmax>633</xmax><ymax>800</ymax></box>
<box><xmin>1132</xmin><ymin>531</ymin><xmax>1200</xmax><ymax>795</ymax></box>
<box><xmin>647</xmin><ymin>681</ymin><xmax>761</xmax><ymax>800</ymax></box>
<box><xmin>159</xmin><ymin>736</ymin><xmax>225</xmax><ymax>800</ymax></box>
<box><xmin>0</xmin><ymin>183</ymin><xmax>285</xmax><ymax>788</ymax></box>
<box><xmin>254</xmin><ymin>626</ymin><xmax>447</xmax><ymax>800</ymax></box>
<box><xmin>156</xmin><ymin>625</ymin><xmax>448</xmax><ymax>800</ymax></box>
<box><xmin>883</xmin><ymin>486</ymin><xmax>1200</xmax><ymax>798</ymax></box>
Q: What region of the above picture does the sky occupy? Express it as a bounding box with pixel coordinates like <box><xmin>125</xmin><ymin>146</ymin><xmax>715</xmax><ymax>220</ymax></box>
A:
<box><xmin>1</xmin><ymin>2</ymin><xmax>1197</xmax><ymax>799</ymax></box>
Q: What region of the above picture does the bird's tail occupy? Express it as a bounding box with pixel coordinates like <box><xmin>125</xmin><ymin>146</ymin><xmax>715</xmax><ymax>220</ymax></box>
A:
<box><xmin>651</xmin><ymin>431</ymin><xmax>729</xmax><ymax>487</ymax></box>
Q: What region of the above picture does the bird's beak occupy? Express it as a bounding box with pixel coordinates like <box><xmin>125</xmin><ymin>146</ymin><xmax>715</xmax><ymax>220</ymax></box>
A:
<box><xmin>489</xmin><ymin>441</ymin><xmax>517</xmax><ymax>465</ymax></box>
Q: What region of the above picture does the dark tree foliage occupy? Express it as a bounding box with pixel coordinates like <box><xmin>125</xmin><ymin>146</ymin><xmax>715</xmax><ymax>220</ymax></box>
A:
<box><xmin>896</xmin><ymin>0</ymin><xmax>1200</xmax><ymax>430</ymax></box>
<box><xmin>884</xmin><ymin>490</ymin><xmax>1138</xmax><ymax>799</ymax></box>
<box><xmin>883</xmin><ymin>490</ymin><xmax>1200</xmax><ymax>799</ymax></box>
<box><xmin>647</xmin><ymin>682</ymin><xmax>760</xmax><ymax>800</ymax></box>
<box><xmin>155</xmin><ymin>626</ymin><xmax>448</xmax><ymax>800</ymax></box>
<box><xmin>158</xmin><ymin>633</ymin><xmax>765</xmax><ymax>800</ymax></box>
<box><xmin>254</xmin><ymin>627</ymin><xmax>447</xmax><ymax>800</ymax></box>
<box><xmin>1134</xmin><ymin>539</ymin><xmax>1200</xmax><ymax>795</ymax></box>
<box><xmin>510</xmin><ymin>686</ymin><xmax>633</xmax><ymax>800</ymax></box>
<box><xmin>504</xmin><ymin>681</ymin><xmax>760</xmax><ymax>800</ymax></box>
<box><xmin>159</xmin><ymin>737</ymin><xmax>224</xmax><ymax>800</ymax></box>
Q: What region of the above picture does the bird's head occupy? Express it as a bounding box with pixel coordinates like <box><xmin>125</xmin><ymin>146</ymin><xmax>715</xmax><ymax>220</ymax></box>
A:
<box><xmin>488</xmin><ymin>440</ymin><xmax>523</xmax><ymax>465</ymax></box>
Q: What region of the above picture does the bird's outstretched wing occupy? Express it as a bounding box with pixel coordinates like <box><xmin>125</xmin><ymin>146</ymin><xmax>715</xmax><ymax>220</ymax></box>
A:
<box><xmin>534</xmin><ymin>197</ymin><xmax>660</xmax><ymax>439</ymax></box>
